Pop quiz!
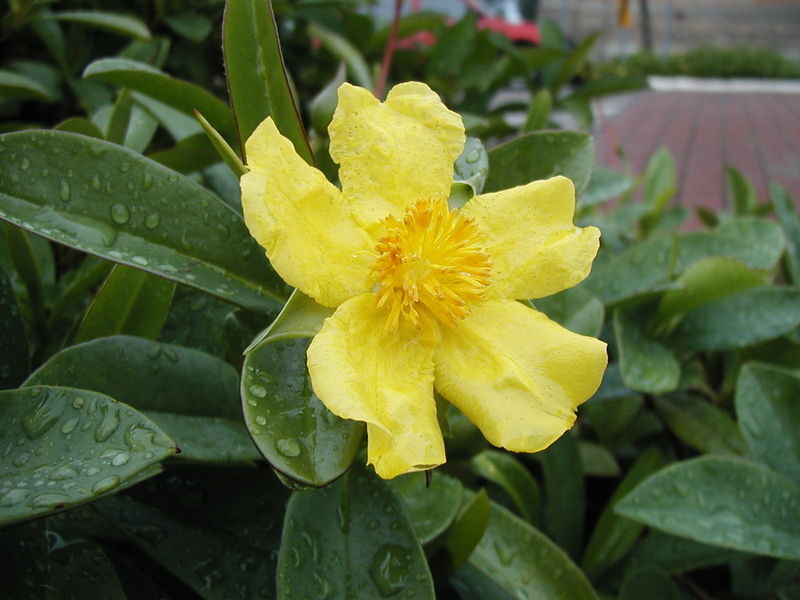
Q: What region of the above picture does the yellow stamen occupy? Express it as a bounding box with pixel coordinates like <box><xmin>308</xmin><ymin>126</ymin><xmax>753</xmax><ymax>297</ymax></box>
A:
<box><xmin>370</xmin><ymin>198</ymin><xmax>491</xmax><ymax>332</ymax></box>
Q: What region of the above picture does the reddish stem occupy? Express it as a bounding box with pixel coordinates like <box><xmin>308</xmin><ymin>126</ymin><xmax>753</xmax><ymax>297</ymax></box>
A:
<box><xmin>375</xmin><ymin>0</ymin><xmax>404</xmax><ymax>99</ymax></box>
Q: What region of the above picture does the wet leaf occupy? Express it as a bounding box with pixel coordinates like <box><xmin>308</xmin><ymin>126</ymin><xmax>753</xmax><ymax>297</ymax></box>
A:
<box><xmin>616</xmin><ymin>455</ymin><xmax>800</xmax><ymax>560</ymax></box>
<box><xmin>541</xmin><ymin>433</ymin><xmax>584</xmax><ymax>558</ymax></box>
<box><xmin>653</xmin><ymin>394</ymin><xmax>747</xmax><ymax>456</ymax></box>
<box><xmin>388</xmin><ymin>471</ymin><xmax>463</xmax><ymax>544</ymax></box>
<box><xmin>469</xmin><ymin>449</ymin><xmax>541</xmax><ymax>525</ymax></box>
<box><xmin>619</xmin><ymin>568</ymin><xmax>682</xmax><ymax>600</ymax></box>
<box><xmin>242</xmin><ymin>337</ymin><xmax>363</xmax><ymax>486</ymax></box>
<box><xmin>0</xmin><ymin>265</ymin><xmax>29</xmax><ymax>389</ymax></box>
<box><xmin>534</xmin><ymin>286</ymin><xmax>604</xmax><ymax>338</ymax></box>
<box><xmin>25</xmin><ymin>336</ymin><xmax>257</xmax><ymax>463</ymax></box>
<box><xmin>0</xmin><ymin>386</ymin><xmax>175</xmax><ymax>526</ymax></box>
<box><xmin>614</xmin><ymin>305</ymin><xmax>680</xmax><ymax>394</ymax></box>
<box><xmin>278</xmin><ymin>463</ymin><xmax>435</xmax><ymax>599</ymax></box>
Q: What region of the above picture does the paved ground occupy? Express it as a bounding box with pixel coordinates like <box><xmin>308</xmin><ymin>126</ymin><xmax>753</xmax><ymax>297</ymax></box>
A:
<box><xmin>593</xmin><ymin>85</ymin><xmax>800</xmax><ymax>226</ymax></box>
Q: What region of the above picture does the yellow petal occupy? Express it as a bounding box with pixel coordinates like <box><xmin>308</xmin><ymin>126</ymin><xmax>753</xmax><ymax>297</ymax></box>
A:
<box><xmin>329</xmin><ymin>82</ymin><xmax>465</xmax><ymax>230</ymax></box>
<box><xmin>462</xmin><ymin>176</ymin><xmax>600</xmax><ymax>299</ymax></box>
<box><xmin>307</xmin><ymin>293</ymin><xmax>445</xmax><ymax>478</ymax></box>
<box><xmin>241</xmin><ymin>118</ymin><xmax>374</xmax><ymax>307</ymax></box>
<box><xmin>435</xmin><ymin>299</ymin><xmax>607</xmax><ymax>453</ymax></box>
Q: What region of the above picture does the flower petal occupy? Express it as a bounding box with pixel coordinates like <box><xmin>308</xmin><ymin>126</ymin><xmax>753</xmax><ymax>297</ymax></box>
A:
<box><xmin>462</xmin><ymin>176</ymin><xmax>600</xmax><ymax>299</ymax></box>
<box><xmin>329</xmin><ymin>82</ymin><xmax>465</xmax><ymax>230</ymax></box>
<box><xmin>241</xmin><ymin>118</ymin><xmax>374</xmax><ymax>307</ymax></box>
<box><xmin>435</xmin><ymin>299</ymin><xmax>607</xmax><ymax>453</ymax></box>
<box><xmin>307</xmin><ymin>293</ymin><xmax>445</xmax><ymax>478</ymax></box>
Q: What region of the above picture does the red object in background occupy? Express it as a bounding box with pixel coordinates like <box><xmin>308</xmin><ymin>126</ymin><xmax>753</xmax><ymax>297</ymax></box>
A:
<box><xmin>396</xmin><ymin>14</ymin><xmax>539</xmax><ymax>49</ymax></box>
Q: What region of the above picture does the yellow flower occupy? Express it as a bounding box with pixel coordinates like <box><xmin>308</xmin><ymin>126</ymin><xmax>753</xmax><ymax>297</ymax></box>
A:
<box><xmin>241</xmin><ymin>82</ymin><xmax>607</xmax><ymax>479</ymax></box>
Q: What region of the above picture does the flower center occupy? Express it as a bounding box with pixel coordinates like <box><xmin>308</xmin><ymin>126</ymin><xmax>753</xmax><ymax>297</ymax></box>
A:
<box><xmin>371</xmin><ymin>198</ymin><xmax>491</xmax><ymax>332</ymax></box>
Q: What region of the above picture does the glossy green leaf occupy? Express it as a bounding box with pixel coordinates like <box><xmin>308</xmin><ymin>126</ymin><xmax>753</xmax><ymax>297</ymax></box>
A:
<box><xmin>523</xmin><ymin>88</ymin><xmax>552</xmax><ymax>132</ymax></box>
<box><xmin>726</xmin><ymin>167</ymin><xmax>758</xmax><ymax>215</ymax></box>
<box><xmin>452</xmin><ymin>496</ymin><xmax>598</xmax><ymax>600</ymax></box>
<box><xmin>0</xmin><ymin>130</ymin><xmax>285</xmax><ymax>314</ymax></box>
<box><xmin>0</xmin><ymin>69</ymin><xmax>54</xmax><ymax>102</ymax></box>
<box><xmin>83</xmin><ymin>58</ymin><xmax>235</xmax><ymax>141</ymax></box>
<box><xmin>654</xmin><ymin>256</ymin><xmax>767</xmax><ymax>333</ymax></box>
<box><xmin>484</xmin><ymin>131</ymin><xmax>594</xmax><ymax>195</ymax></box>
<box><xmin>675</xmin><ymin>217</ymin><xmax>785</xmax><ymax>273</ymax></box>
<box><xmin>614</xmin><ymin>306</ymin><xmax>680</xmax><ymax>394</ymax></box>
<box><xmin>44</xmin><ymin>10</ymin><xmax>151</xmax><ymax>40</ymax></box>
<box><xmin>310</xmin><ymin>63</ymin><xmax>346</xmax><ymax>135</ymax></box>
<box><xmin>223</xmin><ymin>0</ymin><xmax>313</xmax><ymax>162</ymax></box>
<box><xmin>160</xmin><ymin>287</ymin><xmax>237</xmax><ymax>359</ymax></box>
<box><xmin>245</xmin><ymin>288</ymin><xmax>333</xmax><ymax>353</ymax></box>
<box><xmin>452</xmin><ymin>136</ymin><xmax>489</xmax><ymax>202</ymax></box>
<box><xmin>0</xmin><ymin>265</ymin><xmax>28</xmax><ymax>389</ymax></box>
<box><xmin>25</xmin><ymin>336</ymin><xmax>257</xmax><ymax>463</ymax></box>
<box><xmin>96</xmin><ymin>465</ymin><xmax>288</xmax><ymax>600</ymax></box>
<box><xmin>578</xmin><ymin>441</ymin><xmax>620</xmax><ymax>477</ymax></box>
<box><xmin>74</xmin><ymin>264</ymin><xmax>175</xmax><ymax>344</ymax></box>
<box><xmin>534</xmin><ymin>286</ymin><xmax>604</xmax><ymax>337</ymax></box>
<box><xmin>771</xmin><ymin>184</ymin><xmax>800</xmax><ymax>284</ymax></box>
<box><xmin>619</xmin><ymin>568</ymin><xmax>682</xmax><ymax>600</ymax></box>
<box><xmin>242</xmin><ymin>337</ymin><xmax>362</xmax><ymax>486</ymax></box>
<box><xmin>0</xmin><ymin>522</ymin><xmax>126</xmax><ymax>600</ymax></box>
<box><xmin>54</xmin><ymin>117</ymin><xmax>105</xmax><ymax>138</ymax></box>
<box><xmin>469</xmin><ymin>449</ymin><xmax>541</xmax><ymax>525</ymax></box>
<box><xmin>445</xmin><ymin>488</ymin><xmax>490</xmax><ymax>571</ymax></box>
<box><xmin>625</xmin><ymin>530</ymin><xmax>737</xmax><ymax>574</ymax></box>
<box><xmin>389</xmin><ymin>471</ymin><xmax>463</xmax><ymax>544</ymax></box>
<box><xmin>583</xmin><ymin>393</ymin><xmax>644</xmax><ymax>446</ymax></box>
<box><xmin>164</xmin><ymin>13</ymin><xmax>213</xmax><ymax>42</ymax></box>
<box><xmin>551</xmin><ymin>32</ymin><xmax>599</xmax><ymax>94</ymax></box>
<box><xmin>668</xmin><ymin>287</ymin><xmax>800</xmax><ymax>352</ymax></box>
<box><xmin>643</xmin><ymin>148</ymin><xmax>676</xmax><ymax>214</ymax></box>
<box><xmin>736</xmin><ymin>363</ymin><xmax>800</xmax><ymax>483</ymax></box>
<box><xmin>106</xmin><ymin>88</ymin><xmax>133</xmax><ymax>145</ymax></box>
<box><xmin>654</xmin><ymin>394</ymin><xmax>746</xmax><ymax>456</ymax></box>
<box><xmin>147</xmin><ymin>131</ymin><xmax>221</xmax><ymax>174</ymax></box>
<box><xmin>194</xmin><ymin>110</ymin><xmax>246</xmax><ymax>177</ymax></box>
<box><xmin>541</xmin><ymin>433</ymin><xmax>584</xmax><ymax>558</ymax></box>
<box><xmin>132</xmin><ymin>91</ymin><xmax>202</xmax><ymax>141</ymax></box>
<box><xmin>4</xmin><ymin>224</ymin><xmax>47</xmax><ymax>332</ymax></box>
<box><xmin>0</xmin><ymin>385</ymin><xmax>175</xmax><ymax>526</ymax></box>
<box><xmin>278</xmin><ymin>463</ymin><xmax>435</xmax><ymax>599</ymax></box>
<box><xmin>616</xmin><ymin>455</ymin><xmax>800</xmax><ymax>560</ymax></box>
<box><xmin>427</xmin><ymin>11</ymin><xmax>477</xmax><ymax>78</ymax></box>
<box><xmin>579</xmin><ymin>168</ymin><xmax>635</xmax><ymax>208</ymax></box>
<box><xmin>581</xmin><ymin>447</ymin><xmax>664</xmax><ymax>580</ymax></box>
<box><xmin>583</xmin><ymin>236</ymin><xmax>674</xmax><ymax>305</ymax></box>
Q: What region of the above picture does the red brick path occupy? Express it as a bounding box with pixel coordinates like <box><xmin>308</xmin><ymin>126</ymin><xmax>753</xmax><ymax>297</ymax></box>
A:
<box><xmin>594</xmin><ymin>91</ymin><xmax>800</xmax><ymax>224</ymax></box>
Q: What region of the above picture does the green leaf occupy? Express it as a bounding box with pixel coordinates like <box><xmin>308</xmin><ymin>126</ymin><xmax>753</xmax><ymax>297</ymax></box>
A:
<box><xmin>445</xmin><ymin>488</ymin><xmax>491</xmax><ymax>571</ymax></box>
<box><xmin>0</xmin><ymin>265</ymin><xmax>29</xmax><ymax>389</ymax></box>
<box><xmin>147</xmin><ymin>131</ymin><xmax>221</xmax><ymax>174</ymax></box>
<box><xmin>242</xmin><ymin>337</ymin><xmax>363</xmax><ymax>486</ymax></box>
<box><xmin>308</xmin><ymin>23</ymin><xmax>372</xmax><ymax>90</ymax></box>
<box><xmin>160</xmin><ymin>287</ymin><xmax>237</xmax><ymax>358</ymax></box>
<box><xmin>653</xmin><ymin>393</ymin><xmax>747</xmax><ymax>456</ymax></box>
<box><xmin>578</xmin><ymin>441</ymin><xmax>620</xmax><ymax>477</ymax></box>
<box><xmin>245</xmin><ymin>288</ymin><xmax>333</xmax><ymax>353</ymax></box>
<box><xmin>452</xmin><ymin>496</ymin><xmax>599</xmax><ymax>600</ymax></box>
<box><xmin>54</xmin><ymin>117</ymin><xmax>105</xmax><ymax>138</ymax></box>
<box><xmin>541</xmin><ymin>433</ymin><xmax>584</xmax><ymax>558</ymax></box>
<box><xmin>619</xmin><ymin>568</ymin><xmax>683</xmax><ymax>600</ymax></box>
<box><xmin>43</xmin><ymin>11</ymin><xmax>151</xmax><ymax>40</ymax></box>
<box><xmin>726</xmin><ymin>166</ymin><xmax>758</xmax><ymax>215</ymax></box>
<box><xmin>451</xmin><ymin>136</ymin><xmax>489</xmax><ymax>206</ymax></box>
<box><xmin>643</xmin><ymin>148</ymin><xmax>676</xmax><ymax>212</ymax></box>
<box><xmin>388</xmin><ymin>471</ymin><xmax>464</xmax><ymax>544</ymax></box>
<box><xmin>74</xmin><ymin>264</ymin><xmax>175</xmax><ymax>344</ymax></box>
<box><xmin>522</xmin><ymin>88</ymin><xmax>552</xmax><ymax>132</ymax></box>
<box><xmin>581</xmin><ymin>447</ymin><xmax>664</xmax><ymax>580</ymax></box>
<box><xmin>675</xmin><ymin>217</ymin><xmax>785</xmax><ymax>273</ymax></box>
<box><xmin>484</xmin><ymin>130</ymin><xmax>594</xmax><ymax>195</ymax></box>
<box><xmin>0</xmin><ymin>522</ymin><xmax>127</xmax><ymax>600</ymax></box>
<box><xmin>614</xmin><ymin>306</ymin><xmax>680</xmax><ymax>394</ymax></box>
<box><xmin>95</xmin><ymin>465</ymin><xmax>288</xmax><ymax>600</ymax></box>
<box><xmin>310</xmin><ymin>63</ymin><xmax>346</xmax><ymax>135</ymax></box>
<box><xmin>194</xmin><ymin>110</ymin><xmax>246</xmax><ymax>177</ymax></box>
<box><xmin>0</xmin><ymin>69</ymin><xmax>55</xmax><ymax>102</ymax></box>
<box><xmin>223</xmin><ymin>0</ymin><xmax>313</xmax><ymax>162</ymax></box>
<box><xmin>616</xmin><ymin>455</ymin><xmax>800</xmax><ymax>560</ymax></box>
<box><xmin>106</xmin><ymin>88</ymin><xmax>134</xmax><ymax>145</ymax></box>
<box><xmin>278</xmin><ymin>463</ymin><xmax>435</xmax><ymax>599</ymax></box>
<box><xmin>736</xmin><ymin>363</ymin><xmax>800</xmax><ymax>484</ymax></box>
<box><xmin>469</xmin><ymin>449</ymin><xmax>541</xmax><ymax>525</ymax></box>
<box><xmin>427</xmin><ymin>11</ymin><xmax>478</xmax><ymax>77</ymax></box>
<box><xmin>654</xmin><ymin>257</ymin><xmax>767</xmax><ymax>333</ymax></box>
<box><xmin>668</xmin><ymin>286</ymin><xmax>800</xmax><ymax>352</ymax></box>
<box><xmin>583</xmin><ymin>236</ymin><xmax>675</xmax><ymax>306</ymax></box>
<box><xmin>164</xmin><ymin>13</ymin><xmax>213</xmax><ymax>43</ymax></box>
<box><xmin>771</xmin><ymin>184</ymin><xmax>800</xmax><ymax>284</ymax></box>
<box><xmin>83</xmin><ymin>58</ymin><xmax>235</xmax><ymax>142</ymax></box>
<box><xmin>25</xmin><ymin>336</ymin><xmax>257</xmax><ymax>463</ymax></box>
<box><xmin>625</xmin><ymin>530</ymin><xmax>737</xmax><ymax>574</ymax></box>
<box><xmin>551</xmin><ymin>32</ymin><xmax>599</xmax><ymax>94</ymax></box>
<box><xmin>0</xmin><ymin>130</ymin><xmax>285</xmax><ymax>314</ymax></box>
<box><xmin>583</xmin><ymin>393</ymin><xmax>644</xmax><ymax>446</ymax></box>
<box><xmin>579</xmin><ymin>168</ymin><xmax>635</xmax><ymax>208</ymax></box>
<box><xmin>4</xmin><ymin>224</ymin><xmax>48</xmax><ymax>339</ymax></box>
<box><xmin>0</xmin><ymin>385</ymin><xmax>175</xmax><ymax>526</ymax></box>
<box><xmin>534</xmin><ymin>286</ymin><xmax>604</xmax><ymax>337</ymax></box>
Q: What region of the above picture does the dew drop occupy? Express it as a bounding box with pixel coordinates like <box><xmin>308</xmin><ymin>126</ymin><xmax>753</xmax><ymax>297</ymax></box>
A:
<box><xmin>119</xmin><ymin>162</ymin><xmax>131</xmax><ymax>173</ymax></box>
<box><xmin>142</xmin><ymin>172</ymin><xmax>154</xmax><ymax>191</ymax></box>
<box><xmin>94</xmin><ymin>405</ymin><xmax>120</xmax><ymax>442</ymax></box>
<box><xmin>131</xmin><ymin>255</ymin><xmax>149</xmax><ymax>266</ymax></box>
<box><xmin>20</xmin><ymin>158</ymin><xmax>30</xmax><ymax>170</ymax></box>
<box><xmin>91</xmin><ymin>174</ymin><xmax>101</xmax><ymax>191</ymax></box>
<box><xmin>369</xmin><ymin>544</ymin><xmax>411</xmax><ymax>597</ymax></box>
<box><xmin>60</xmin><ymin>417</ymin><xmax>79</xmax><ymax>434</ymax></box>
<box><xmin>59</xmin><ymin>180</ymin><xmax>71</xmax><ymax>202</ymax></box>
<box><xmin>254</xmin><ymin>415</ymin><xmax>267</xmax><ymax>426</ymax></box>
<box><xmin>144</xmin><ymin>213</ymin><xmax>160</xmax><ymax>229</ymax></box>
<box><xmin>110</xmin><ymin>203</ymin><xmax>130</xmax><ymax>224</ymax></box>
<box><xmin>111</xmin><ymin>452</ymin><xmax>130</xmax><ymax>466</ymax></box>
<box><xmin>248</xmin><ymin>384</ymin><xmax>267</xmax><ymax>399</ymax></box>
<box><xmin>0</xmin><ymin>488</ymin><xmax>28</xmax><ymax>506</ymax></box>
<box><xmin>276</xmin><ymin>438</ymin><xmax>301</xmax><ymax>458</ymax></box>
<box><xmin>92</xmin><ymin>475</ymin><xmax>121</xmax><ymax>494</ymax></box>
<box><xmin>30</xmin><ymin>493</ymin><xmax>70</xmax><ymax>508</ymax></box>
<box><xmin>465</xmin><ymin>149</ymin><xmax>481</xmax><ymax>164</ymax></box>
